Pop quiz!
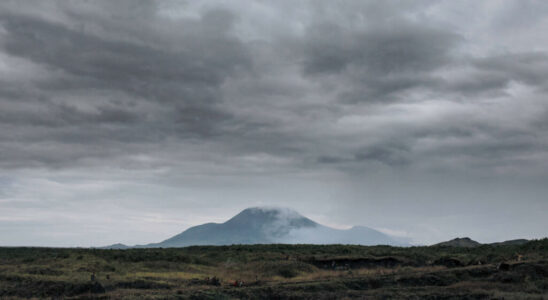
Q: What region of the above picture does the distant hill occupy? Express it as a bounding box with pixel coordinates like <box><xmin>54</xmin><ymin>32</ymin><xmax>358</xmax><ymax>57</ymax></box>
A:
<box><xmin>103</xmin><ymin>207</ymin><xmax>408</xmax><ymax>248</ymax></box>
<box><xmin>432</xmin><ymin>237</ymin><xmax>530</xmax><ymax>248</ymax></box>
<box><xmin>433</xmin><ymin>237</ymin><xmax>481</xmax><ymax>248</ymax></box>
<box><xmin>489</xmin><ymin>239</ymin><xmax>529</xmax><ymax>246</ymax></box>
<box><xmin>104</xmin><ymin>243</ymin><xmax>130</xmax><ymax>249</ymax></box>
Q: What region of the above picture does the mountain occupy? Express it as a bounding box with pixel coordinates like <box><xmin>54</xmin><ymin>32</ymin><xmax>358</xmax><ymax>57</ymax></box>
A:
<box><xmin>433</xmin><ymin>237</ymin><xmax>481</xmax><ymax>248</ymax></box>
<box><xmin>104</xmin><ymin>207</ymin><xmax>408</xmax><ymax>248</ymax></box>
<box><xmin>104</xmin><ymin>243</ymin><xmax>130</xmax><ymax>249</ymax></box>
<box><xmin>489</xmin><ymin>239</ymin><xmax>529</xmax><ymax>246</ymax></box>
<box><xmin>432</xmin><ymin>237</ymin><xmax>531</xmax><ymax>248</ymax></box>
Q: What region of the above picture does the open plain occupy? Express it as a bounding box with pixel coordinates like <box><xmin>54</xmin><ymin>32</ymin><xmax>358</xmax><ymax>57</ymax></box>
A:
<box><xmin>1</xmin><ymin>240</ymin><xmax>547</xmax><ymax>299</ymax></box>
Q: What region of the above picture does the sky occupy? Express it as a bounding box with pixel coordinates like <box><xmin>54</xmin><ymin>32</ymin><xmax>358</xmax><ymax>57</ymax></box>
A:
<box><xmin>1</xmin><ymin>0</ymin><xmax>547</xmax><ymax>247</ymax></box>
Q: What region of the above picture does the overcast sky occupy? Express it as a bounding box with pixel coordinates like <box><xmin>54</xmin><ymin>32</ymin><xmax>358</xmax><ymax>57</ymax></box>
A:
<box><xmin>1</xmin><ymin>0</ymin><xmax>547</xmax><ymax>247</ymax></box>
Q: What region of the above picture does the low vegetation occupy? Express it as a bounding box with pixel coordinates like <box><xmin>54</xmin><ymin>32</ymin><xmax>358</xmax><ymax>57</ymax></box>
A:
<box><xmin>0</xmin><ymin>239</ymin><xmax>547</xmax><ymax>299</ymax></box>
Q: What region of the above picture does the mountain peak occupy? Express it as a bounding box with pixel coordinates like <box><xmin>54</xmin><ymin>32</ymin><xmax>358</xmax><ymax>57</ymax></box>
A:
<box><xmin>226</xmin><ymin>206</ymin><xmax>317</xmax><ymax>230</ymax></box>
<box><xmin>237</xmin><ymin>206</ymin><xmax>305</xmax><ymax>219</ymax></box>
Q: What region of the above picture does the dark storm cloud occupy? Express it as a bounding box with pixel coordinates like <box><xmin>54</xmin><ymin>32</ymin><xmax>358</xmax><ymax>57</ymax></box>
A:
<box><xmin>173</xmin><ymin>105</ymin><xmax>234</xmax><ymax>137</ymax></box>
<box><xmin>433</xmin><ymin>52</ymin><xmax>548</xmax><ymax>98</ymax></box>
<box><xmin>317</xmin><ymin>156</ymin><xmax>347</xmax><ymax>164</ymax></box>
<box><xmin>440</xmin><ymin>72</ymin><xmax>510</xmax><ymax>97</ymax></box>
<box><xmin>473</xmin><ymin>52</ymin><xmax>548</xmax><ymax>90</ymax></box>
<box><xmin>303</xmin><ymin>22</ymin><xmax>458</xmax><ymax>75</ymax></box>
<box><xmin>0</xmin><ymin>2</ymin><xmax>255</xmax><ymax>168</ymax></box>
<box><xmin>0</xmin><ymin>101</ymin><xmax>139</xmax><ymax>127</ymax></box>
<box><xmin>301</xmin><ymin>20</ymin><xmax>460</xmax><ymax>102</ymax></box>
<box><xmin>317</xmin><ymin>143</ymin><xmax>411</xmax><ymax>167</ymax></box>
<box><xmin>0</xmin><ymin>0</ymin><xmax>547</xmax><ymax>175</ymax></box>
<box><xmin>299</xmin><ymin>12</ymin><xmax>548</xmax><ymax>103</ymax></box>
<box><xmin>354</xmin><ymin>143</ymin><xmax>411</xmax><ymax>166</ymax></box>
<box><xmin>0</xmin><ymin>12</ymin><xmax>250</xmax><ymax>102</ymax></box>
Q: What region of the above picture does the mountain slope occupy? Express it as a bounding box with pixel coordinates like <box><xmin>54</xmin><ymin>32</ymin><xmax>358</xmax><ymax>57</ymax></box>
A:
<box><xmin>132</xmin><ymin>207</ymin><xmax>406</xmax><ymax>248</ymax></box>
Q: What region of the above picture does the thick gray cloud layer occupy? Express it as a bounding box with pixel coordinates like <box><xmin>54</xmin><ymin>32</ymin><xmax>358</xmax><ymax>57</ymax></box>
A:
<box><xmin>1</xmin><ymin>0</ymin><xmax>547</xmax><ymax>246</ymax></box>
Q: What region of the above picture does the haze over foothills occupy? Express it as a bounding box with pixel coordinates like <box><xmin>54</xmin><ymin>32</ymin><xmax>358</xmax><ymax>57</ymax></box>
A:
<box><xmin>1</xmin><ymin>0</ymin><xmax>547</xmax><ymax>248</ymax></box>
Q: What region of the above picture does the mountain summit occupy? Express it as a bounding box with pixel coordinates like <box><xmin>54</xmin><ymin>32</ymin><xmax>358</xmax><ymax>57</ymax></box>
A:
<box><xmin>107</xmin><ymin>207</ymin><xmax>408</xmax><ymax>248</ymax></box>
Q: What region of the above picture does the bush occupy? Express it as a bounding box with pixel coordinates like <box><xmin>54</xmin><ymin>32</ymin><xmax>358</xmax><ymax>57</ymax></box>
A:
<box><xmin>278</xmin><ymin>268</ymin><xmax>298</xmax><ymax>278</ymax></box>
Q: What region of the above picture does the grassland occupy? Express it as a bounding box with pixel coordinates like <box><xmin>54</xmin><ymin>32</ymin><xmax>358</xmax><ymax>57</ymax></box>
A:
<box><xmin>0</xmin><ymin>240</ymin><xmax>547</xmax><ymax>299</ymax></box>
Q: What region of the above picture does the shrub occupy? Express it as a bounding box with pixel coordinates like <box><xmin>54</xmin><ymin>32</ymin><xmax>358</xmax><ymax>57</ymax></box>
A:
<box><xmin>278</xmin><ymin>268</ymin><xmax>298</xmax><ymax>278</ymax></box>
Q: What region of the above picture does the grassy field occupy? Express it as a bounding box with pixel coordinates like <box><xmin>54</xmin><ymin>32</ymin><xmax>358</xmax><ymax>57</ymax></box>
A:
<box><xmin>0</xmin><ymin>240</ymin><xmax>547</xmax><ymax>299</ymax></box>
